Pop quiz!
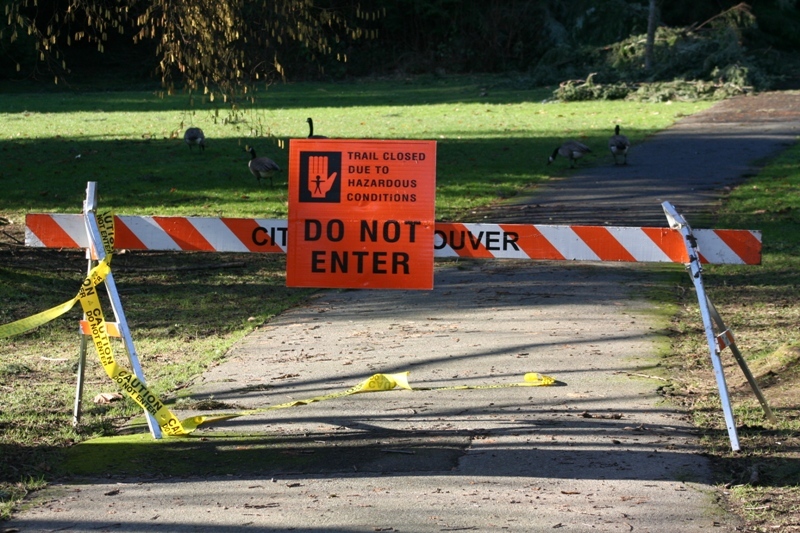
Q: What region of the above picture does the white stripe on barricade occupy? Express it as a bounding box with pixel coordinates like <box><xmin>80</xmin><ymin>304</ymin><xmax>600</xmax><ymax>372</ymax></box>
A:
<box><xmin>25</xmin><ymin>214</ymin><xmax>761</xmax><ymax>265</ymax></box>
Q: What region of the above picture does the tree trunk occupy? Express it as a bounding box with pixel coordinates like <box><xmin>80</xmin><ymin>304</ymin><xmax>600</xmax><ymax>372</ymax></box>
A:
<box><xmin>645</xmin><ymin>0</ymin><xmax>658</xmax><ymax>72</ymax></box>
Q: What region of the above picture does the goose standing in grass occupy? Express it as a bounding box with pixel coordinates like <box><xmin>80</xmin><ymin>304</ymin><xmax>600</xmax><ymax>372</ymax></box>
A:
<box><xmin>306</xmin><ymin>117</ymin><xmax>328</xmax><ymax>138</ymax></box>
<box><xmin>247</xmin><ymin>146</ymin><xmax>281</xmax><ymax>186</ymax></box>
<box><xmin>608</xmin><ymin>125</ymin><xmax>631</xmax><ymax>165</ymax></box>
<box><xmin>183</xmin><ymin>127</ymin><xmax>205</xmax><ymax>151</ymax></box>
<box><xmin>547</xmin><ymin>140</ymin><xmax>591</xmax><ymax>168</ymax></box>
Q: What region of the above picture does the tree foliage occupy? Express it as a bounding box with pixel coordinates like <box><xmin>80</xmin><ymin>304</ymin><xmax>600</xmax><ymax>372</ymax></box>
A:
<box><xmin>1</xmin><ymin>0</ymin><xmax>799</xmax><ymax>93</ymax></box>
<box><xmin>1</xmin><ymin>0</ymin><xmax>379</xmax><ymax>96</ymax></box>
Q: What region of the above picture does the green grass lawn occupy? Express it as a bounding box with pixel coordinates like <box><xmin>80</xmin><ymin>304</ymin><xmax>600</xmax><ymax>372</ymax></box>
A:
<box><xmin>0</xmin><ymin>76</ymin><xmax>710</xmax><ymax>223</ymax></box>
<box><xmin>4</xmin><ymin>75</ymin><xmax>799</xmax><ymax>529</ymax></box>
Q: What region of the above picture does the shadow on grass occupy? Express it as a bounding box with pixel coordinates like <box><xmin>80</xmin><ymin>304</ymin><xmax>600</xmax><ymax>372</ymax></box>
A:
<box><xmin>1</xmin><ymin>125</ymin><xmax>777</xmax><ymax>220</ymax></box>
<box><xmin>0</xmin><ymin>77</ymin><xmax>553</xmax><ymax>114</ymax></box>
<box><xmin>0</xmin><ymin>134</ymin><xmax>562</xmax><ymax>217</ymax></box>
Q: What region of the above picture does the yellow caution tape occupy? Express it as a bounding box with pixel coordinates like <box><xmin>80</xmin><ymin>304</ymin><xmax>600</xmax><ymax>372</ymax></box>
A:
<box><xmin>95</xmin><ymin>211</ymin><xmax>115</xmax><ymax>265</ymax></box>
<box><xmin>2</xmin><ymin>212</ymin><xmax>559</xmax><ymax>438</ymax></box>
<box><xmin>173</xmin><ymin>370</ymin><xmax>557</xmax><ymax>434</ymax></box>
<box><xmin>0</xmin><ymin>211</ymin><xmax>117</xmax><ymax>339</ymax></box>
<box><xmin>0</xmin><ymin>293</ymin><xmax>82</xmax><ymax>339</ymax></box>
<box><xmin>414</xmin><ymin>371</ymin><xmax>556</xmax><ymax>391</ymax></box>
<box><xmin>68</xmin><ymin>214</ymin><xmax>197</xmax><ymax>436</ymax></box>
<box><xmin>75</xmin><ymin>265</ymin><xmax>189</xmax><ymax>435</ymax></box>
<box><xmin>0</xmin><ymin>213</ymin><xmax>192</xmax><ymax>435</ymax></box>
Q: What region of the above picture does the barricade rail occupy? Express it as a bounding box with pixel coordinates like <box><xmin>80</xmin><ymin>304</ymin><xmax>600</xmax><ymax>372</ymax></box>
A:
<box><xmin>26</xmin><ymin>214</ymin><xmax>761</xmax><ymax>265</ymax></box>
<box><xmin>15</xmin><ymin>182</ymin><xmax>773</xmax><ymax>450</ymax></box>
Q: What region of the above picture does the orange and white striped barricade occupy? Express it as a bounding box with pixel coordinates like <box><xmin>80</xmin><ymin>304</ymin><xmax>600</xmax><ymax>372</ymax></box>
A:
<box><xmin>432</xmin><ymin>220</ymin><xmax>760</xmax><ymax>265</ymax></box>
<box><xmin>27</xmin><ymin>215</ymin><xmax>759</xmax><ymax>265</ymax></box>
<box><xmin>25</xmin><ymin>185</ymin><xmax>767</xmax><ymax>449</ymax></box>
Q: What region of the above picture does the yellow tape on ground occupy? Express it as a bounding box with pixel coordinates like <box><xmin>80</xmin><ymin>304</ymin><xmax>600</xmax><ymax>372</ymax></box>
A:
<box><xmin>413</xmin><ymin>372</ymin><xmax>556</xmax><ymax>391</ymax></box>
<box><xmin>175</xmin><ymin>371</ymin><xmax>557</xmax><ymax>434</ymax></box>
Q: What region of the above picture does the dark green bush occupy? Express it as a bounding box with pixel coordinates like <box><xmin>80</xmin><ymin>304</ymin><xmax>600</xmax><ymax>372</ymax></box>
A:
<box><xmin>548</xmin><ymin>5</ymin><xmax>790</xmax><ymax>102</ymax></box>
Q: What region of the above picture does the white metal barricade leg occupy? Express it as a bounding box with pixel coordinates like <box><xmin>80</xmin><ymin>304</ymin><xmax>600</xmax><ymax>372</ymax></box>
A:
<box><xmin>705</xmin><ymin>296</ymin><xmax>777</xmax><ymax>424</ymax></box>
<box><xmin>73</xmin><ymin>182</ymin><xmax>162</xmax><ymax>439</ymax></box>
<box><xmin>72</xmin><ymin>333</ymin><xmax>90</xmax><ymax>427</ymax></box>
<box><xmin>662</xmin><ymin>201</ymin><xmax>775</xmax><ymax>451</ymax></box>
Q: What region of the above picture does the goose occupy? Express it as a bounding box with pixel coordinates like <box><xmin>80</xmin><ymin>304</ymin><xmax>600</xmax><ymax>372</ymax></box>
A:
<box><xmin>306</xmin><ymin>117</ymin><xmax>327</xmax><ymax>139</ymax></box>
<box><xmin>608</xmin><ymin>125</ymin><xmax>631</xmax><ymax>165</ymax></box>
<box><xmin>183</xmin><ymin>127</ymin><xmax>205</xmax><ymax>151</ymax></box>
<box><xmin>547</xmin><ymin>140</ymin><xmax>591</xmax><ymax>168</ymax></box>
<box><xmin>247</xmin><ymin>146</ymin><xmax>281</xmax><ymax>186</ymax></box>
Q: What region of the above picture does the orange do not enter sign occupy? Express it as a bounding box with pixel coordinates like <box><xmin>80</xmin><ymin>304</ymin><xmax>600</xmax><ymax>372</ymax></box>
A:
<box><xmin>287</xmin><ymin>139</ymin><xmax>437</xmax><ymax>290</ymax></box>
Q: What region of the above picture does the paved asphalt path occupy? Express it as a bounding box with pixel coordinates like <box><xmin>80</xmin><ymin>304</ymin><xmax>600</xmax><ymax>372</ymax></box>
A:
<box><xmin>7</xmin><ymin>92</ymin><xmax>800</xmax><ymax>532</ymax></box>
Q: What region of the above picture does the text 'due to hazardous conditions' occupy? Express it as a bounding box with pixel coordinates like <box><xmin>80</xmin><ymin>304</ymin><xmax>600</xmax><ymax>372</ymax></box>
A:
<box><xmin>287</xmin><ymin>139</ymin><xmax>437</xmax><ymax>290</ymax></box>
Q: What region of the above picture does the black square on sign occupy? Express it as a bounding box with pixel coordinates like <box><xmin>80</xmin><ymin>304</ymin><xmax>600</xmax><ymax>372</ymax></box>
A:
<box><xmin>299</xmin><ymin>152</ymin><xmax>341</xmax><ymax>203</ymax></box>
